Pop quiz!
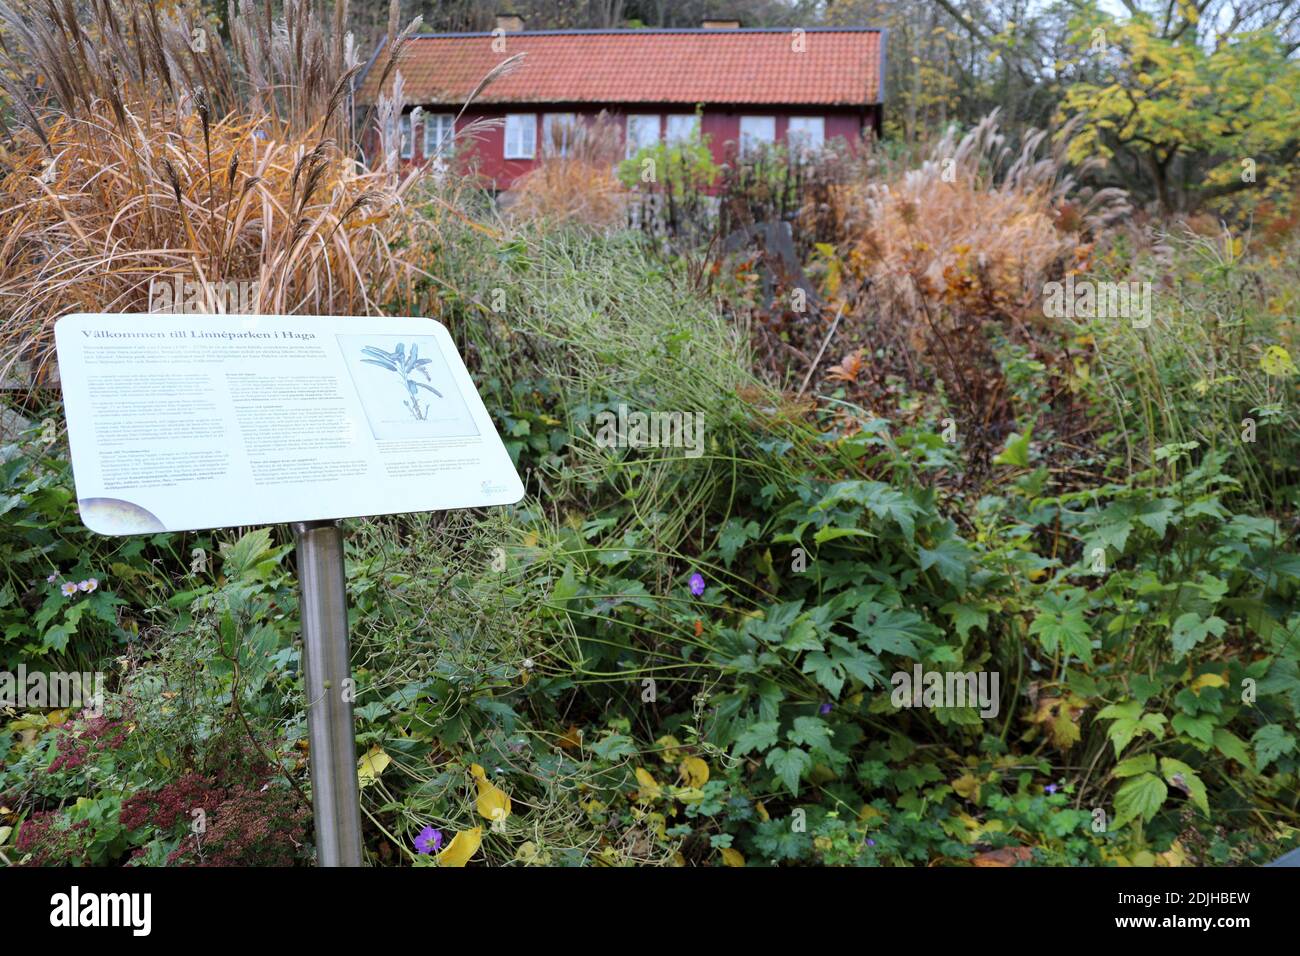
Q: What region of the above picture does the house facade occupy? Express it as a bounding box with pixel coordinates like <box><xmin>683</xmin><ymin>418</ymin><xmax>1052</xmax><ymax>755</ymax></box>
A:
<box><xmin>356</xmin><ymin>24</ymin><xmax>886</xmax><ymax>190</ymax></box>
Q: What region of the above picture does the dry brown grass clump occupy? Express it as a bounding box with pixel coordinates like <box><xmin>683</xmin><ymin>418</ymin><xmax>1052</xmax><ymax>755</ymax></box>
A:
<box><xmin>798</xmin><ymin>112</ymin><xmax>1133</xmax><ymax>479</ymax></box>
<box><xmin>0</xmin><ymin>0</ymin><xmax>435</xmax><ymax>385</ymax></box>
<box><xmin>836</xmin><ymin>110</ymin><xmax>1131</xmax><ymax>335</ymax></box>
<box><xmin>507</xmin><ymin>113</ymin><xmax>628</xmax><ymax>228</ymax></box>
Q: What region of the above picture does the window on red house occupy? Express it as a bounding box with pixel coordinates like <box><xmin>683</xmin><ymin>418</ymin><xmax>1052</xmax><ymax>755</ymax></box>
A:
<box><xmin>399</xmin><ymin>113</ymin><xmax>414</xmax><ymax>160</ymax></box>
<box><xmin>739</xmin><ymin>116</ymin><xmax>776</xmax><ymax>157</ymax></box>
<box><xmin>543</xmin><ymin>114</ymin><xmax>580</xmax><ymax>157</ymax></box>
<box><xmin>625</xmin><ymin>114</ymin><xmax>660</xmax><ymax>158</ymax></box>
<box><xmin>424</xmin><ymin>114</ymin><xmax>455</xmax><ymax>158</ymax></box>
<box><xmin>787</xmin><ymin>117</ymin><xmax>825</xmax><ymax>154</ymax></box>
<box><xmin>504</xmin><ymin>114</ymin><xmax>537</xmax><ymax>160</ymax></box>
<box><xmin>665</xmin><ymin>114</ymin><xmax>699</xmax><ymax>145</ymax></box>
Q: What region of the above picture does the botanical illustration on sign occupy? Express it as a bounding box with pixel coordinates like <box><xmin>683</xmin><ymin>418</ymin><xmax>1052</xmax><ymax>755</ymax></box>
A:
<box><xmin>359</xmin><ymin>342</ymin><xmax>443</xmax><ymax>421</ymax></box>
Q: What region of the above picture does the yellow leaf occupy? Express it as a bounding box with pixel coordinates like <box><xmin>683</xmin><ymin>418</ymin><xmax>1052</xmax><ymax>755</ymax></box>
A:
<box><xmin>1260</xmin><ymin>345</ymin><xmax>1297</xmax><ymax>377</ymax></box>
<box><xmin>357</xmin><ymin>747</ymin><xmax>390</xmax><ymax>788</ymax></box>
<box><xmin>1190</xmin><ymin>672</ymin><xmax>1228</xmax><ymax>693</ymax></box>
<box><xmin>952</xmin><ymin>773</ymin><xmax>981</xmax><ymax>801</ymax></box>
<box><xmin>471</xmin><ymin>764</ymin><xmax>512</xmax><ymax>822</ymax></box>
<box><xmin>655</xmin><ymin>735</ymin><xmax>683</xmax><ymax>763</ymax></box>
<box><xmin>514</xmin><ymin>841</ymin><xmax>549</xmax><ymax>865</ymax></box>
<box><xmin>0</xmin><ymin>825</ymin><xmax>10</xmax><ymax>846</ymax></box>
<box><xmin>1158</xmin><ymin>839</ymin><xmax>1189</xmax><ymax>867</ymax></box>
<box><xmin>635</xmin><ymin>767</ymin><xmax>663</xmax><ymax>801</ymax></box>
<box><xmin>719</xmin><ymin>847</ymin><xmax>746</xmax><ymax>867</ymax></box>
<box><xmin>755</xmin><ymin>800</ymin><xmax>771</xmax><ymax>822</ymax></box>
<box><xmin>679</xmin><ymin>756</ymin><xmax>710</xmax><ymax>788</ymax></box>
<box><xmin>436</xmin><ymin>827</ymin><xmax>482</xmax><ymax>867</ymax></box>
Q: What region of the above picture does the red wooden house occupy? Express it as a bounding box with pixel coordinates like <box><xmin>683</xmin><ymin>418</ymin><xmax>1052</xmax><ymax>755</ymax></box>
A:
<box><xmin>355</xmin><ymin>22</ymin><xmax>885</xmax><ymax>190</ymax></box>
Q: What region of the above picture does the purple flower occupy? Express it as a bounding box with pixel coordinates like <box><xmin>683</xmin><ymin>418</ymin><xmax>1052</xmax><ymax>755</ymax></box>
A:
<box><xmin>47</xmin><ymin>573</ymin><xmax>58</xmax><ymax>584</ymax></box>
<box><xmin>688</xmin><ymin>573</ymin><xmax>706</xmax><ymax>597</ymax></box>
<box><xmin>414</xmin><ymin>826</ymin><xmax>443</xmax><ymax>855</ymax></box>
<box><xmin>1045</xmin><ymin>783</ymin><xmax>1059</xmax><ymax>795</ymax></box>
<box><xmin>60</xmin><ymin>581</ymin><xmax>78</xmax><ymax>597</ymax></box>
<box><xmin>78</xmin><ymin>578</ymin><xmax>98</xmax><ymax>593</ymax></box>
<box><xmin>819</xmin><ymin>702</ymin><xmax>833</xmax><ymax>715</ymax></box>
<box><xmin>867</xmin><ymin>838</ymin><xmax>876</xmax><ymax>847</ymax></box>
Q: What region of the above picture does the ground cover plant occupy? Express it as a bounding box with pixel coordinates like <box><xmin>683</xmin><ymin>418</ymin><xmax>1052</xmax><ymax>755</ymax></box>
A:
<box><xmin>0</xmin><ymin>0</ymin><xmax>1298</xmax><ymax>869</ymax></box>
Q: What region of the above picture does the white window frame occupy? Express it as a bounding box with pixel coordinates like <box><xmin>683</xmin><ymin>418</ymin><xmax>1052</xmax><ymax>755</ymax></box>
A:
<box><xmin>786</xmin><ymin>116</ymin><xmax>825</xmax><ymax>153</ymax></box>
<box><xmin>665</xmin><ymin>114</ymin><xmax>699</xmax><ymax>145</ymax></box>
<box><xmin>625</xmin><ymin>113</ymin><xmax>661</xmax><ymax>158</ymax></box>
<box><xmin>542</xmin><ymin>113</ymin><xmax>580</xmax><ymax>157</ymax></box>
<box><xmin>503</xmin><ymin>113</ymin><xmax>537</xmax><ymax>160</ymax></box>
<box><xmin>399</xmin><ymin>112</ymin><xmax>414</xmax><ymax>160</ymax></box>
<box><xmin>738</xmin><ymin>115</ymin><xmax>776</xmax><ymax>157</ymax></box>
<box><xmin>423</xmin><ymin>113</ymin><xmax>456</xmax><ymax>158</ymax></box>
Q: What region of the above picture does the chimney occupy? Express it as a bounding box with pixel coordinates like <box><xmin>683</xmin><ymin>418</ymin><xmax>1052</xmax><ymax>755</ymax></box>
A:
<box><xmin>701</xmin><ymin>19</ymin><xmax>741</xmax><ymax>29</ymax></box>
<box><xmin>495</xmin><ymin>14</ymin><xmax>524</xmax><ymax>32</ymax></box>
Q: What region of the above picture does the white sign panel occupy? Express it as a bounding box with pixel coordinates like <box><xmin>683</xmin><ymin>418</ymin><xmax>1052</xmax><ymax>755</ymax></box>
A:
<box><xmin>54</xmin><ymin>314</ymin><xmax>524</xmax><ymax>534</ymax></box>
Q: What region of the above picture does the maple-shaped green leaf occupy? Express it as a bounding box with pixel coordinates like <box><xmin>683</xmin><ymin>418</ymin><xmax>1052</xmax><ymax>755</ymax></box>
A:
<box><xmin>1097</xmin><ymin>700</ymin><xmax>1168</xmax><ymax>756</ymax></box>
<box><xmin>731</xmin><ymin>720</ymin><xmax>781</xmax><ymax>757</ymax></box>
<box><xmin>918</xmin><ymin>532</ymin><xmax>972</xmax><ymax>592</ymax></box>
<box><xmin>787</xmin><ymin>716</ymin><xmax>834</xmax><ymax>752</ymax></box>
<box><xmin>940</xmin><ymin>602</ymin><xmax>989</xmax><ymax>641</ymax></box>
<box><xmin>1113</xmin><ymin>753</ymin><xmax>1156</xmax><ymax>778</ymax></box>
<box><xmin>1171</xmin><ymin>612</ymin><xmax>1227</xmax><ymax>659</ymax></box>
<box><xmin>781</xmin><ymin>617</ymin><xmax>823</xmax><ymax>653</ymax></box>
<box><xmin>766</xmin><ymin>746</ymin><xmax>812</xmax><ymax>795</ymax></box>
<box><xmin>802</xmin><ymin>651</ymin><xmax>845</xmax><ymax>697</ymax></box>
<box><xmin>221</xmin><ymin>527</ymin><xmax>275</xmax><ymax>577</ymax></box>
<box><xmin>717</xmin><ymin>518</ymin><xmax>760</xmax><ymax>568</ymax></box>
<box><xmin>1212</xmin><ymin>728</ymin><xmax>1253</xmax><ymax>768</ymax></box>
<box><xmin>851</xmin><ymin>603</ymin><xmax>931</xmax><ymax>657</ymax></box>
<box><xmin>1252</xmin><ymin>724</ymin><xmax>1297</xmax><ymax>773</ymax></box>
<box><xmin>1114</xmin><ymin>772</ymin><xmax>1168</xmax><ymax>828</ymax></box>
<box><xmin>1172</xmin><ymin>712</ymin><xmax>1216</xmax><ymax>746</ymax></box>
<box><xmin>1028</xmin><ymin>604</ymin><xmax>1093</xmax><ymax>663</ymax></box>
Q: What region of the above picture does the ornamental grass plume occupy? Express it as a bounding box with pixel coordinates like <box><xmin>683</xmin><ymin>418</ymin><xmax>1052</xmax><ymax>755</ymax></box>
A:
<box><xmin>0</xmin><ymin>0</ymin><xmax>451</xmax><ymax>388</ymax></box>
<box><xmin>830</xmin><ymin>109</ymin><xmax>1132</xmax><ymax>334</ymax></box>
<box><xmin>508</xmin><ymin>112</ymin><xmax>628</xmax><ymax>228</ymax></box>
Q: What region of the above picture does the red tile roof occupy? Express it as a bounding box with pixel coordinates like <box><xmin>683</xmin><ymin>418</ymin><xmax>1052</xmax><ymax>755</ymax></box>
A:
<box><xmin>356</xmin><ymin>28</ymin><xmax>884</xmax><ymax>107</ymax></box>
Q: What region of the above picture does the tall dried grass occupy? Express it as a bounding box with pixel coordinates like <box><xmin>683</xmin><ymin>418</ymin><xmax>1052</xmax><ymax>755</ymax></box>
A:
<box><xmin>807</xmin><ymin>111</ymin><xmax>1133</xmax><ymax>476</ymax></box>
<box><xmin>0</xmin><ymin>0</ymin><xmax>436</xmax><ymax>385</ymax></box>
<box><xmin>507</xmin><ymin>113</ymin><xmax>627</xmax><ymax>228</ymax></box>
<box><xmin>834</xmin><ymin>110</ymin><xmax>1131</xmax><ymax>332</ymax></box>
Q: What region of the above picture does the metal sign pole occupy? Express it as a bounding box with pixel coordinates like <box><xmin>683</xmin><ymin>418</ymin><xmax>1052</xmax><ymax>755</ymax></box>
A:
<box><xmin>292</xmin><ymin>519</ymin><xmax>364</xmax><ymax>867</ymax></box>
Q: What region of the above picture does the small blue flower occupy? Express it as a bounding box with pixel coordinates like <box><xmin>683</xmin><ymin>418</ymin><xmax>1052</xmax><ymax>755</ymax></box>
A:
<box><xmin>688</xmin><ymin>572</ymin><xmax>706</xmax><ymax>597</ymax></box>
<box><xmin>414</xmin><ymin>826</ymin><xmax>443</xmax><ymax>855</ymax></box>
<box><xmin>1045</xmin><ymin>783</ymin><xmax>1059</xmax><ymax>795</ymax></box>
<box><xmin>819</xmin><ymin>702</ymin><xmax>833</xmax><ymax>715</ymax></box>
